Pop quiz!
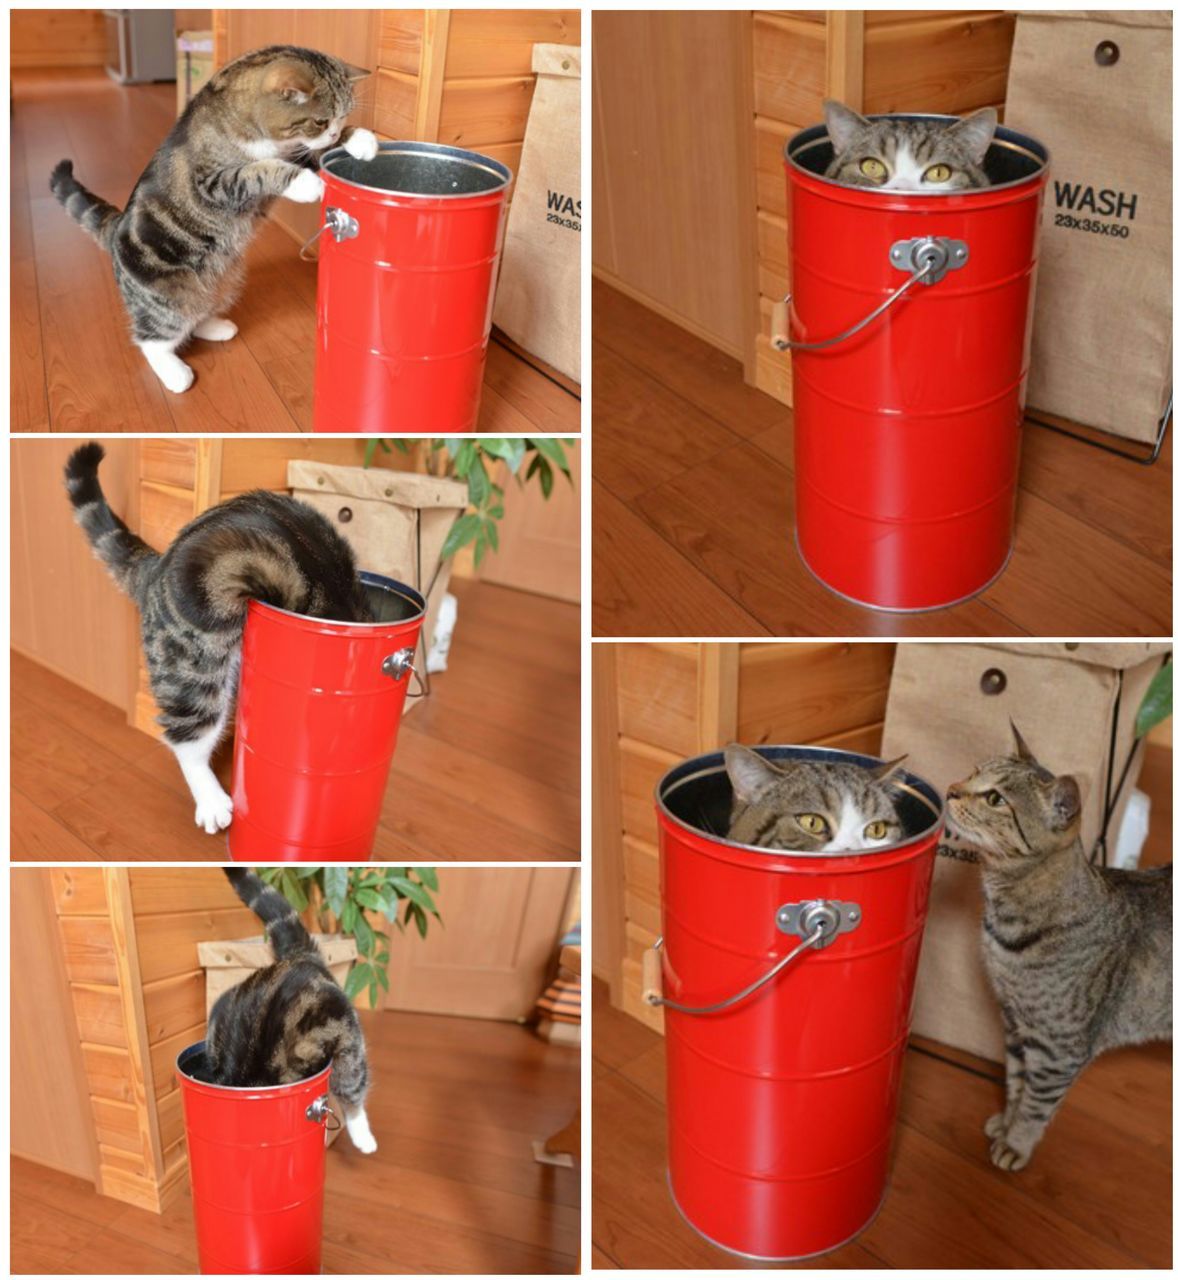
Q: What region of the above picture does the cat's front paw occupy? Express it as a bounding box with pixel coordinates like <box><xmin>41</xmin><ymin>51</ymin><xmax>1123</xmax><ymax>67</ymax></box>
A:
<box><xmin>283</xmin><ymin>167</ymin><xmax>325</xmax><ymax>203</ymax></box>
<box><xmin>352</xmin><ymin>1130</ymin><xmax>378</xmax><ymax>1155</ymax></box>
<box><xmin>989</xmin><ymin>1136</ymin><xmax>1030</xmax><ymax>1172</ymax></box>
<box><xmin>343</xmin><ymin>128</ymin><xmax>379</xmax><ymax>162</ymax></box>
<box><xmin>194</xmin><ymin>790</ymin><xmax>234</xmax><ymax>835</ymax></box>
<box><xmin>984</xmin><ymin>1112</ymin><xmax>1007</xmax><ymax>1140</ymax></box>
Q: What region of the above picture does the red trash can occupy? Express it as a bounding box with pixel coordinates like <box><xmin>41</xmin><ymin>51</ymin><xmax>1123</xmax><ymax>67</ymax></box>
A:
<box><xmin>779</xmin><ymin>116</ymin><xmax>1049</xmax><ymax>610</ymax></box>
<box><xmin>649</xmin><ymin>745</ymin><xmax>943</xmax><ymax>1260</ymax></box>
<box><xmin>312</xmin><ymin>140</ymin><xmax>512</xmax><ymax>432</ymax></box>
<box><xmin>176</xmin><ymin>1041</ymin><xmax>335</xmax><ymax>1275</ymax></box>
<box><xmin>227</xmin><ymin>571</ymin><xmax>425</xmax><ymax>862</ymax></box>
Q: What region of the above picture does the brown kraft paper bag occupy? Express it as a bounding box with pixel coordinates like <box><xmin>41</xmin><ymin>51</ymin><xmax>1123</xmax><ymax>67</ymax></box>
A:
<box><xmin>1004</xmin><ymin>11</ymin><xmax>1172</xmax><ymax>443</ymax></box>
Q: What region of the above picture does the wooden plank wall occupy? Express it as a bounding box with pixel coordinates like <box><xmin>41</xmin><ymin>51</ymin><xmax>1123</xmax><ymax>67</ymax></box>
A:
<box><xmin>49</xmin><ymin>868</ymin><xmax>257</xmax><ymax>1211</ymax></box>
<box><xmin>750</xmin><ymin>10</ymin><xmax>1016</xmax><ymax>402</ymax></box>
<box><xmin>12</xmin><ymin>9</ymin><xmax>106</xmax><ymax>68</ymax></box>
<box><xmin>601</xmin><ymin>641</ymin><xmax>896</xmax><ymax>1030</ymax></box>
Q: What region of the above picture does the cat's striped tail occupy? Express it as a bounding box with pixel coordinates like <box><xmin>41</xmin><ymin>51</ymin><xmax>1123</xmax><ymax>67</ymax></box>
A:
<box><xmin>64</xmin><ymin>443</ymin><xmax>160</xmax><ymax>604</ymax></box>
<box><xmin>224</xmin><ymin>869</ymin><xmax>317</xmax><ymax>960</ymax></box>
<box><xmin>49</xmin><ymin>160</ymin><xmax>122</xmax><ymax>250</ymax></box>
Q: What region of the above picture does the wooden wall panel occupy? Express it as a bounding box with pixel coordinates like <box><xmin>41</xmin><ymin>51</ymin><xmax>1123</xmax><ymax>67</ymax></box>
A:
<box><xmin>615</xmin><ymin>643</ymin><xmax>700</xmax><ymax>758</ymax></box>
<box><xmin>445</xmin><ymin>10</ymin><xmax>579</xmax><ymax>78</ymax></box>
<box><xmin>12</xmin><ymin>9</ymin><xmax>106</xmax><ymax>68</ymax></box>
<box><xmin>378</xmin><ymin>9</ymin><xmax>425</xmax><ymax>74</ymax></box>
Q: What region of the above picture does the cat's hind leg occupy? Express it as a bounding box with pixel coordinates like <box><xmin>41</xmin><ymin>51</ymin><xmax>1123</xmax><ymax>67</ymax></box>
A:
<box><xmin>331</xmin><ymin>1027</ymin><xmax>377</xmax><ymax>1153</ymax></box>
<box><xmin>192</xmin><ymin>317</ymin><xmax>238</xmax><ymax>341</ymax></box>
<box><xmin>168</xmin><ymin>719</ymin><xmax>234</xmax><ymax>834</ymax></box>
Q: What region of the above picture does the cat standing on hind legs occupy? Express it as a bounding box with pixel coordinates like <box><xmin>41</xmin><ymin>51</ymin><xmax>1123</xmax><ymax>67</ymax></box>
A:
<box><xmin>947</xmin><ymin>724</ymin><xmax>1172</xmax><ymax>1171</ymax></box>
<box><xmin>64</xmin><ymin>441</ymin><xmax>373</xmax><ymax>834</ymax></box>
<box><xmin>49</xmin><ymin>45</ymin><xmax>379</xmax><ymax>394</ymax></box>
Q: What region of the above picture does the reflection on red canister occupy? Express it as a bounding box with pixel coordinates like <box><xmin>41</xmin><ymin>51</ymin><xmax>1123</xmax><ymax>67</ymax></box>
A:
<box><xmin>312</xmin><ymin>141</ymin><xmax>512</xmax><ymax>432</ymax></box>
<box><xmin>177</xmin><ymin>1042</ymin><xmax>333</xmax><ymax>1275</ymax></box>
<box><xmin>654</xmin><ymin>746</ymin><xmax>943</xmax><ymax>1260</ymax></box>
<box><xmin>227</xmin><ymin>572</ymin><xmax>425</xmax><ymax>862</ymax></box>
<box><xmin>783</xmin><ymin>117</ymin><xmax>1049</xmax><ymax>610</ymax></box>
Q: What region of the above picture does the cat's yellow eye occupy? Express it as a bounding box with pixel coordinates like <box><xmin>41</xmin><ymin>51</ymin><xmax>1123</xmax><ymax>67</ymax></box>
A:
<box><xmin>797</xmin><ymin>813</ymin><xmax>828</xmax><ymax>834</ymax></box>
<box><xmin>924</xmin><ymin>164</ymin><xmax>953</xmax><ymax>184</ymax></box>
<box><xmin>864</xmin><ymin>820</ymin><xmax>888</xmax><ymax>840</ymax></box>
<box><xmin>859</xmin><ymin>157</ymin><xmax>887</xmax><ymax>181</ymax></box>
<box><xmin>985</xmin><ymin>790</ymin><xmax>1006</xmax><ymax>808</ymax></box>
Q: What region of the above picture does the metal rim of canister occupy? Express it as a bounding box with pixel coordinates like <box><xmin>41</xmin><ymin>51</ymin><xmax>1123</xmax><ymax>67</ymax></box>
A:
<box><xmin>247</xmin><ymin>570</ymin><xmax>426</xmax><ymax>630</ymax></box>
<box><xmin>320</xmin><ymin>139</ymin><xmax>513</xmax><ymax>199</ymax></box>
<box><xmin>656</xmin><ymin>743</ymin><xmax>943</xmax><ymax>858</ymax></box>
<box><xmin>786</xmin><ymin>113</ymin><xmax>1049</xmax><ymax>197</ymax></box>
<box><xmin>176</xmin><ymin>1041</ymin><xmax>334</xmax><ymax>1094</ymax></box>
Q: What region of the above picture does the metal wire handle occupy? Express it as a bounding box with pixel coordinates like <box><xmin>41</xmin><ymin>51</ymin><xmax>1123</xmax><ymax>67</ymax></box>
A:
<box><xmin>382</xmin><ymin>648</ymin><xmax>428</xmax><ymax>699</ymax></box>
<box><xmin>306</xmin><ymin>1095</ymin><xmax>343</xmax><ymax>1130</ymax></box>
<box><xmin>771</xmin><ymin>261</ymin><xmax>935</xmax><ymax>353</ymax></box>
<box><xmin>646</xmin><ymin>920</ymin><xmax>828</xmax><ymax>1016</ymax></box>
<box><xmin>298</xmin><ymin>207</ymin><xmax>360</xmax><ymax>261</ymax></box>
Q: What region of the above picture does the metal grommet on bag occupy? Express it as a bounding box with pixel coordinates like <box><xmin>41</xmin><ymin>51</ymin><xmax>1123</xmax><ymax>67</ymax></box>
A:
<box><xmin>1094</xmin><ymin>40</ymin><xmax>1120</xmax><ymax>66</ymax></box>
<box><xmin>980</xmin><ymin>667</ymin><xmax>1007</xmax><ymax>695</ymax></box>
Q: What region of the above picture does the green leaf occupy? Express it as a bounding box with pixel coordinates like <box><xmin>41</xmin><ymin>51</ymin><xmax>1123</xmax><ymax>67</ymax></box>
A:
<box><xmin>341</xmin><ymin>899</ymin><xmax>359</xmax><ymax>933</ymax></box>
<box><xmin>376</xmin><ymin>951</ymin><xmax>390</xmax><ymax>965</ymax></box>
<box><xmin>354</xmin><ymin>888</ymin><xmax>384</xmax><ymax>910</ymax></box>
<box><xmin>369</xmin><ymin>980</ymin><xmax>379</xmax><ymax>1008</ymax></box>
<box><xmin>354</xmin><ymin>912</ymin><xmax>374</xmax><ymax>955</ymax></box>
<box><xmin>324</xmin><ymin>867</ymin><xmax>348</xmax><ymax>920</ymax></box>
<box><xmin>416</xmin><ymin>867</ymin><xmax>438</xmax><ymax>891</ymax></box>
<box><xmin>344</xmin><ymin>963</ymin><xmax>372</xmax><ymax>1000</ymax></box>
<box><xmin>282</xmin><ymin>871</ymin><xmax>308</xmax><ymax>911</ymax></box>
<box><xmin>537</xmin><ymin>456</ymin><xmax>553</xmax><ymax>499</ymax></box>
<box><xmin>485</xmin><ymin>518</ymin><xmax>499</xmax><ymax>553</ymax></box>
<box><xmin>467</xmin><ymin>456</ymin><xmax>490</xmax><ymax>508</ymax></box>
<box><xmin>413</xmin><ymin>905</ymin><xmax>429</xmax><ymax>938</ymax></box>
<box><xmin>375</xmin><ymin>965</ymin><xmax>390</xmax><ymax>991</ymax></box>
<box><xmin>531</xmin><ymin>438</ymin><xmax>570</xmax><ymax>474</ymax></box>
<box><xmin>1136</xmin><ymin>663</ymin><xmax>1173</xmax><ymax>738</ymax></box>
<box><xmin>440</xmin><ymin>513</ymin><xmax>482</xmax><ymax>560</ymax></box>
<box><xmin>473</xmin><ymin>533</ymin><xmax>487</xmax><ymax>568</ymax></box>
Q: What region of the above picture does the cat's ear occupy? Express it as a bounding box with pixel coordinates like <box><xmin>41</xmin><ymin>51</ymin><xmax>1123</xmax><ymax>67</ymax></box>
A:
<box><xmin>949</xmin><ymin>107</ymin><xmax>998</xmax><ymax>163</ymax></box>
<box><xmin>1010</xmin><ymin>720</ymin><xmax>1039</xmax><ymax>765</ymax></box>
<box><xmin>823</xmin><ymin>99</ymin><xmax>869</xmax><ymax>154</ymax></box>
<box><xmin>262</xmin><ymin>61</ymin><xmax>317</xmax><ymax>104</ymax></box>
<box><xmin>724</xmin><ymin>744</ymin><xmax>778</xmax><ymax>802</ymax></box>
<box><xmin>871</xmin><ymin>754</ymin><xmax>908</xmax><ymax>786</ymax></box>
<box><xmin>1048</xmin><ymin>775</ymin><xmax>1082</xmax><ymax>830</ymax></box>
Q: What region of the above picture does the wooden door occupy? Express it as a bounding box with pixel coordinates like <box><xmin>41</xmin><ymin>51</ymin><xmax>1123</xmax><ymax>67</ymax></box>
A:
<box><xmin>382</xmin><ymin>867</ymin><xmax>576</xmax><ymax>1020</ymax></box>
<box><xmin>11</xmin><ymin>869</ymin><xmax>99</xmax><ymax>1181</ymax></box>
<box><xmin>480</xmin><ymin>445</ymin><xmax>581</xmax><ymax>602</ymax></box>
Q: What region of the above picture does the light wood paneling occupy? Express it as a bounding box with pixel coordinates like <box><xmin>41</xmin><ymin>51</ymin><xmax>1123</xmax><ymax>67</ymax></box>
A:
<box><xmin>11</xmin><ymin>9</ymin><xmax>106</xmax><ymax>68</ymax></box>
<box><xmin>592</xmin><ymin>11</ymin><xmax>752</xmax><ymax>358</ymax></box>
<box><xmin>11</xmin><ymin>871</ymin><xmax>99</xmax><ymax>1181</ymax></box>
<box><xmin>445</xmin><ymin>10</ymin><xmax>579</xmax><ymax>78</ymax></box>
<box><xmin>11</xmin><ymin>439</ymin><xmax>138</xmax><ymax>710</ymax></box>
<box><xmin>615</xmin><ymin>643</ymin><xmax>699</xmax><ymax>759</ymax></box>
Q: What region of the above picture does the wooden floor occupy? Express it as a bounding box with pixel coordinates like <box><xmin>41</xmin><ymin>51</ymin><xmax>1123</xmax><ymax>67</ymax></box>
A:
<box><xmin>11</xmin><ymin>1007</ymin><xmax>580</xmax><ymax>1274</ymax></box>
<box><xmin>12</xmin><ymin>69</ymin><xmax>579</xmax><ymax>433</ymax></box>
<box><xmin>11</xmin><ymin>579</ymin><xmax>580</xmax><ymax>862</ymax></box>
<box><xmin>592</xmin><ymin>283</ymin><xmax>1172</xmax><ymax>638</ymax></box>
<box><xmin>592</xmin><ymin>980</ymin><xmax>1171</xmax><ymax>1269</ymax></box>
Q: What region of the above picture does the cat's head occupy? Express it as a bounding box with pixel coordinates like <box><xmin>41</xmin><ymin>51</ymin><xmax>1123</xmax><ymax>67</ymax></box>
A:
<box><xmin>822</xmin><ymin>100</ymin><xmax>997</xmax><ymax>191</ymax></box>
<box><xmin>945</xmin><ymin>723</ymin><xmax>1082</xmax><ymax>866</ymax></box>
<box><xmin>724</xmin><ymin>744</ymin><xmax>906</xmax><ymax>853</ymax></box>
<box><xmin>215</xmin><ymin>46</ymin><xmax>363</xmax><ymax>157</ymax></box>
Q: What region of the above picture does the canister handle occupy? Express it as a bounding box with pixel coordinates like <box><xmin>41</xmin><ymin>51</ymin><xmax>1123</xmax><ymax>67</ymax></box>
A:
<box><xmin>644</xmin><ymin>898</ymin><xmax>861</xmax><ymax>1016</ymax></box>
<box><xmin>771</xmin><ymin>235</ymin><xmax>968</xmax><ymax>353</ymax></box>
<box><xmin>306</xmin><ymin>1094</ymin><xmax>342</xmax><ymax>1130</ymax></box>
<box><xmin>381</xmin><ymin>647</ymin><xmax>427</xmax><ymax>699</ymax></box>
<box><xmin>298</xmin><ymin>206</ymin><xmax>361</xmax><ymax>261</ymax></box>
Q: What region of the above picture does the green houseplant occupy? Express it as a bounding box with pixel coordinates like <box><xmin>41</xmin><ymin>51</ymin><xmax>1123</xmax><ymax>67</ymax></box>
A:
<box><xmin>364</xmin><ymin>437</ymin><xmax>576</xmax><ymax>567</ymax></box>
<box><xmin>259</xmin><ymin>866</ymin><xmax>441</xmax><ymax>1008</ymax></box>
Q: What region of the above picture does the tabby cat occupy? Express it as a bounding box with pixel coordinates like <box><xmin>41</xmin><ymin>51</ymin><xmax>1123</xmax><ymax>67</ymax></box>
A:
<box><xmin>210</xmin><ymin>868</ymin><xmax>376</xmax><ymax>1152</ymax></box>
<box><xmin>50</xmin><ymin>45</ymin><xmax>377</xmax><ymax>394</ymax></box>
<box><xmin>823</xmin><ymin>98</ymin><xmax>997</xmax><ymax>191</ymax></box>
<box><xmin>65</xmin><ymin>441</ymin><xmax>372</xmax><ymax>834</ymax></box>
<box><xmin>724</xmin><ymin>743</ymin><xmax>906</xmax><ymax>852</ymax></box>
<box><xmin>947</xmin><ymin>725</ymin><xmax>1172</xmax><ymax>1170</ymax></box>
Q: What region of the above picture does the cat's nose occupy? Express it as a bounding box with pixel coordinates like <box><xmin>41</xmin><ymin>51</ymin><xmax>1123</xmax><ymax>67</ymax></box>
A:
<box><xmin>946</xmin><ymin>783</ymin><xmax>963</xmax><ymax>800</ymax></box>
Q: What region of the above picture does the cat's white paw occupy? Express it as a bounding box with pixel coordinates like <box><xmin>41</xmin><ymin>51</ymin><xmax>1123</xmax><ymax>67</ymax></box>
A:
<box><xmin>352</xmin><ymin>1130</ymin><xmax>378</xmax><ymax>1155</ymax></box>
<box><xmin>344</xmin><ymin>128</ymin><xmax>379</xmax><ymax>162</ymax></box>
<box><xmin>194</xmin><ymin>789</ymin><xmax>234</xmax><ymax>835</ymax></box>
<box><xmin>139</xmin><ymin>342</ymin><xmax>195</xmax><ymax>394</ymax></box>
<box><xmin>192</xmin><ymin>316</ymin><xmax>238</xmax><ymax>342</ymax></box>
<box><xmin>345</xmin><ymin>1108</ymin><xmax>377</xmax><ymax>1154</ymax></box>
<box><xmin>283</xmin><ymin>167</ymin><xmax>325</xmax><ymax>203</ymax></box>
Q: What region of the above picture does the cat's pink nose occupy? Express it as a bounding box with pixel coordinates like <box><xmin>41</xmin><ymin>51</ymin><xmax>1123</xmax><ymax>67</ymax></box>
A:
<box><xmin>946</xmin><ymin>783</ymin><xmax>963</xmax><ymax>800</ymax></box>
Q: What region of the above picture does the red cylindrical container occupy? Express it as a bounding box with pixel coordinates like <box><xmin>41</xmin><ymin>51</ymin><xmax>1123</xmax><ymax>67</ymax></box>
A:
<box><xmin>176</xmin><ymin>1042</ymin><xmax>333</xmax><ymax>1275</ymax></box>
<box><xmin>783</xmin><ymin>117</ymin><xmax>1049</xmax><ymax>610</ymax></box>
<box><xmin>228</xmin><ymin>571</ymin><xmax>425</xmax><ymax>862</ymax></box>
<box><xmin>312</xmin><ymin>140</ymin><xmax>512</xmax><ymax>432</ymax></box>
<box><xmin>654</xmin><ymin>745</ymin><xmax>943</xmax><ymax>1260</ymax></box>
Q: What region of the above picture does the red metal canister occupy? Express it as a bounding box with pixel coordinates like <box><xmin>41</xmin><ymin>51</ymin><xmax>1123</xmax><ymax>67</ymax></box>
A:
<box><xmin>176</xmin><ymin>1042</ymin><xmax>334</xmax><ymax>1275</ymax></box>
<box><xmin>312</xmin><ymin>141</ymin><xmax>512</xmax><ymax>432</ymax></box>
<box><xmin>781</xmin><ymin>117</ymin><xmax>1049</xmax><ymax>610</ymax></box>
<box><xmin>228</xmin><ymin>572</ymin><xmax>425</xmax><ymax>862</ymax></box>
<box><xmin>652</xmin><ymin>745</ymin><xmax>943</xmax><ymax>1260</ymax></box>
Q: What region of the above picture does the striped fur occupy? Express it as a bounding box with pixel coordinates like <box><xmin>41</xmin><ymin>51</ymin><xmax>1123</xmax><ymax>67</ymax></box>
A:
<box><xmin>823</xmin><ymin>99</ymin><xmax>996</xmax><ymax>191</ymax></box>
<box><xmin>64</xmin><ymin>442</ymin><xmax>371</xmax><ymax>834</ymax></box>
<box><xmin>724</xmin><ymin>744</ymin><xmax>906</xmax><ymax>852</ymax></box>
<box><xmin>211</xmin><ymin>870</ymin><xmax>375</xmax><ymax>1152</ymax></box>
<box><xmin>49</xmin><ymin>45</ymin><xmax>375</xmax><ymax>393</ymax></box>
<box><xmin>947</xmin><ymin>725</ymin><xmax>1172</xmax><ymax>1170</ymax></box>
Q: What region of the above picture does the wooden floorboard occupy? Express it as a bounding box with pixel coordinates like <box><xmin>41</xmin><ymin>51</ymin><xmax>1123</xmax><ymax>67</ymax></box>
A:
<box><xmin>11</xmin><ymin>1009</ymin><xmax>580</xmax><ymax>1275</ymax></box>
<box><xmin>592</xmin><ymin>283</ymin><xmax>1172</xmax><ymax>637</ymax></box>
<box><xmin>592</xmin><ymin>980</ymin><xmax>1171</xmax><ymax>1269</ymax></box>
<box><xmin>10</xmin><ymin>580</ymin><xmax>579</xmax><ymax>862</ymax></box>
<box><xmin>12</xmin><ymin>69</ymin><xmax>579</xmax><ymax>433</ymax></box>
